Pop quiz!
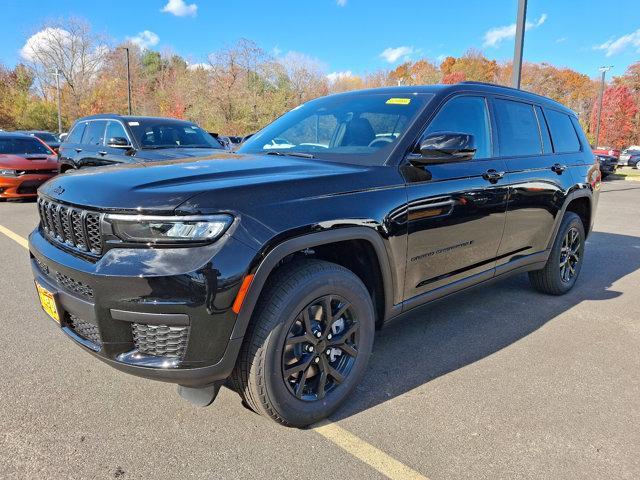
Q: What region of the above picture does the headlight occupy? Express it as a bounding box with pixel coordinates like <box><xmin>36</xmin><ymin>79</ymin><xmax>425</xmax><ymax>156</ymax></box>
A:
<box><xmin>0</xmin><ymin>169</ymin><xmax>17</xmax><ymax>176</ymax></box>
<box><xmin>105</xmin><ymin>214</ymin><xmax>233</xmax><ymax>244</ymax></box>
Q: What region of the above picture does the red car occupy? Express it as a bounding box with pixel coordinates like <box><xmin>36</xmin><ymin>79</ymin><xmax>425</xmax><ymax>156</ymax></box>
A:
<box><xmin>0</xmin><ymin>132</ymin><xmax>59</xmax><ymax>200</ymax></box>
<box><xmin>593</xmin><ymin>146</ymin><xmax>620</xmax><ymax>159</ymax></box>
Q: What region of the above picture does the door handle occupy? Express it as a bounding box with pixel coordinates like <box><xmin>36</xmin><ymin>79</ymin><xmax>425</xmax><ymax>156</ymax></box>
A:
<box><xmin>482</xmin><ymin>169</ymin><xmax>505</xmax><ymax>183</ymax></box>
<box><xmin>551</xmin><ymin>163</ymin><xmax>567</xmax><ymax>174</ymax></box>
<box><xmin>74</xmin><ymin>148</ymin><xmax>82</xmax><ymax>153</ymax></box>
<box><xmin>98</xmin><ymin>151</ymin><xmax>107</xmax><ymax>156</ymax></box>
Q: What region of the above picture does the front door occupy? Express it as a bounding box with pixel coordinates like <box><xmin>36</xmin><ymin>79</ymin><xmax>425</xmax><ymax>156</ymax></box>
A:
<box><xmin>402</xmin><ymin>95</ymin><xmax>509</xmax><ymax>302</ymax></box>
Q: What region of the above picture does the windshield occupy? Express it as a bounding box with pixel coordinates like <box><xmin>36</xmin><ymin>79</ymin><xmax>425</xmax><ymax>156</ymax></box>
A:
<box><xmin>127</xmin><ymin>120</ymin><xmax>223</xmax><ymax>149</ymax></box>
<box><xmin>238</xmin><ymin>93</ymin><xmax>432</xmax><ymax>165</ymax></box>
<box><xmin>0</xmin><ymin>137</ymin><xmax>51</xmax><ymax>155</ymax></box>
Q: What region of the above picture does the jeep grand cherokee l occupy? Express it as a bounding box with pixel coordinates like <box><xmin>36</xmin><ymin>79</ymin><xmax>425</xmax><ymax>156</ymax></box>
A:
<box><xmin>29</xmin><ymin>82</ymin><xmax>600</xmax><ymax>427</ymax></box>
<box><xmin>58</xmin><ymin>115</ymin><xmax>224</xmax><ymax>171</ymax></box>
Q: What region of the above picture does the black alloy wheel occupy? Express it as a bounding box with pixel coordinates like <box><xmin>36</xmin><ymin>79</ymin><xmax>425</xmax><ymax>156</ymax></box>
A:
<box><xmin>282</xmin><ymin>294</ymin><xmax>359</xmax><ymax>401</ymax></box>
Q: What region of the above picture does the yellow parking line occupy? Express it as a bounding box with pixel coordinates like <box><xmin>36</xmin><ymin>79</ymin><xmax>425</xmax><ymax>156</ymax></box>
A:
<box><xmin>314</xmin><ymin>420</ymin><xmax>429</xmax><ymax>480</ymax></box>
<box><xmin>0</xmin><ymin>223</ymin><xmax>428</xmax><ymax>479</ymax></box>
<box><xmin>0</xmin><ymin>224</ymin><xmax>29</xmax><ymax>250</ymax></box>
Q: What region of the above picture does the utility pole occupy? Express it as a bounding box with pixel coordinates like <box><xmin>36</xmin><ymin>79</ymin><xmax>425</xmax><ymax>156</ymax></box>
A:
<box><xmin>595</xmin><ymin>66</ymin><xmax>612</xmax><ymax>148</ymax></box>
<box><xmin>120</xmin><ymin>47</ymin><xmax>133</xmax><ymax>115</ymax></box>
<box><xmin>52</xmin><ymin>69</ymin><xmax>62</xmax><ymax>134</ymax></box>
<box><xmin>512</xmin><ymin>0</ymin><xmax>527</xmax><ymax>89</ymax></box>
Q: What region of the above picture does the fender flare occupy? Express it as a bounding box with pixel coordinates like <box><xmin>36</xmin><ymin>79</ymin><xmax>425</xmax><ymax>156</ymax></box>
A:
<box><xmin>230</xmin><ymin>227</ymin><xmax>398</xmax><ymax>340</ymax></box>
<box><xmin>546</xmin><ymin>187</ymin><xmax>593</xmax><ymax>250</ymax></box>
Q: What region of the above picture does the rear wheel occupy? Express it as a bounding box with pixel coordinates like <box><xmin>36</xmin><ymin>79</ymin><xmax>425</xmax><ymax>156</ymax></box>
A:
<box><xmin>529</xmin><ymin>212</ymin><xmax>585</xmax><ymax>295</ymax></box>
<box><xmin>231</xmin><ymin>259</ymin><xmax>375</xmax><ymax>427</ymax></box>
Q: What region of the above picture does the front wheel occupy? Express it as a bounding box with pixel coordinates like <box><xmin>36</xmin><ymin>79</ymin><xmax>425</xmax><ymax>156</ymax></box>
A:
<box><xmin>231</xmin><ymin>259</ymin><xmax>375</xmax><ymax>427</ymax></box>
<box><xmin>529</xmin><ymin>211</ymin><xmax>585</xmax><ymax>295</ymax></box>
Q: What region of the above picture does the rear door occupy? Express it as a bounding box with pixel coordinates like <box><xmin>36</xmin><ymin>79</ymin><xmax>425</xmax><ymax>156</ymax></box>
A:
<box><xmin>493</xmin><ymin>97</ymin><xmax>577</xmax><ymax>265</ymax></box>
<box><xmin>402</xmin><ymin>94</ymin><xmax>509</xmax><ymax>303</ymax></box>
<box><xmin>76</xmin><ymin>120</ymin><xmax>107</xmax><ymax>168</ymax></box>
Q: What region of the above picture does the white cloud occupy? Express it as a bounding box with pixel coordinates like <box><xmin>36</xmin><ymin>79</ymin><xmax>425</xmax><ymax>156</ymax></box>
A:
<box><xmin>482</xmin><ymin>13</ymin><xmax>547</xmax><ymax>48</ymax></box>
<box><xmin>187</xmin><ymin>62</ymin><xmax>212</xmax><ymax>71</ymax></box>
<box><xmin>161</xmin><ymin>0</ymin><xmax>197</xmax><ymax>17</ymax></box>
<box><xmin>127</xmin><ymin>30</ymin><xmax>159</xmax><ymax>50</ymax></box>
<box><xmin>327</xmin><ymin>70</ymin><xmax>353</xmax><ymax>83</ymax></box>
<box><xmin>21</xmin><ymin>27</ymin><xmax>72</xmax><ymax>61</ymax></box>
<box><xmin>595</xmin><ymin>29</ymin><xmax>640</xmax><ymax>57</ymax></box>
<box><xmin>379</xmin><ymin>46</ymin><xmax>414</xmax><ymax>63</ymax></box>
<box><xmin>555</xmin><ymin>37</ymin><xmax>567</xmax><ymax>44</ymax></box>
<box><xmin>336</xmin><ymin>0</ymin><xmax>347</xmax><ymax>6</ymax></box>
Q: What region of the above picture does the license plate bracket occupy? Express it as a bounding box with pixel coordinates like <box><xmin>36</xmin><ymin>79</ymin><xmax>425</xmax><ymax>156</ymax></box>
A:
<box><xmin>35</xmin><ymin>282</ymin><xmax>60</xmax><ymax>323</ymax></box>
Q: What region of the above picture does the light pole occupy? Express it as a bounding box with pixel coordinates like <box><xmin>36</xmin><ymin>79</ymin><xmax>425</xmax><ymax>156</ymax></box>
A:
<box><xmin>511</xmin><ymin>0</ymin><xmax>527</xmax><ymax>89</ymax></box>
<box><xmin>52</xmin><ymin>69</ymin><xmax>62</xmax><ymax>134</ymax></box>
<box><xmin>119</xmin><ymin>47</ymin><xmax>132</xmax><ymax>115</ymax></box>
<box><xmin>595</xmin><ymin>65</ymin><xmax>613</xmax><ymax>148</ymax></box>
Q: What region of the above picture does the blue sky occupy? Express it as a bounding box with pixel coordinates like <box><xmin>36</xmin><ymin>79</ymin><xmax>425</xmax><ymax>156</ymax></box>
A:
<box><xmin>2</xmin><ymin>0</ymin><xmax>639</xmax><ymax>79</ymax></box>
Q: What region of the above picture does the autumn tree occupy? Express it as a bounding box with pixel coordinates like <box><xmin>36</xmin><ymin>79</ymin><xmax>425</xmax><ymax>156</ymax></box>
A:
<box><xmin>21</xmin><ymin>18</ymin><xmax>109</xmax><ymax>119</ymax></box>
<box><xmin>590</xmin><ymin>85</ymin><xmax>638</xmax><ymax>149</ymax></box>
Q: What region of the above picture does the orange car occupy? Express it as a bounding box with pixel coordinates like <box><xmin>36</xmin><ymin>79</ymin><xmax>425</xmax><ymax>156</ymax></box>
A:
<box><xmin>0</xmin><ymin>132</ymin><xmax>59</xmax><ymax>200</ymax></box>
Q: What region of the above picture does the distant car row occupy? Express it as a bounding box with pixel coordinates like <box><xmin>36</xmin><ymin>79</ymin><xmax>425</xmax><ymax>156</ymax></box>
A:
<box><xmin>2</xmin><ymin>113</ymin><xmax>639</xmax><ymax>202</ymax></box>
<box><xmin>0</xmin><ymin>116</ymin><xmax>247</xmax><ymax>200</ymax></box>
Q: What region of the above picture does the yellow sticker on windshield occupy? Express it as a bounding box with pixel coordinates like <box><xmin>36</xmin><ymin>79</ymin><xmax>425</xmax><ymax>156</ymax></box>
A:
<box><xmin>386</xmin><ymin>98</ymin><xmax>411</xmax><ymax>105</ymax></box>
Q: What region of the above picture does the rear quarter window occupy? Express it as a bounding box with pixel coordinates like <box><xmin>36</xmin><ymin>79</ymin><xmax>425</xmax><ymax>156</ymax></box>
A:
<box><xmin>544</xmin><ymin>109</ymin><xmax>581</xmax><ymax>153</ymax></box>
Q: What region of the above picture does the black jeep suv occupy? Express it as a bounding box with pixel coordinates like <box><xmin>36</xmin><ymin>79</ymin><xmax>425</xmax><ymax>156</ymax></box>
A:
<box><xmin>29</xmin><ymin>82</ymin><xmax>600</xmax><ymax>427</ymax></box>
<box><xmin>58</xmin><ymin>115</ymin><xmax>224</xmax><ymax>171</ymax></box>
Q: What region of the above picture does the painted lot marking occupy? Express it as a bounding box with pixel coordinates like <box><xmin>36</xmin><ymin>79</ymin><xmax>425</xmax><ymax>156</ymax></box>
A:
<box><xmin>0</xmin><ymin>224</ymin><xmax>29</xmax><ymax>249</ymax></box>
<box><xmin>0</xmin><ymin>223</ymin><xmax>429</xmax><ymax>480</ymax></box>
<box><xmin>313</xmin><ymin>420</ymin><xmax>429</xmax><ymax>480</ymax></box>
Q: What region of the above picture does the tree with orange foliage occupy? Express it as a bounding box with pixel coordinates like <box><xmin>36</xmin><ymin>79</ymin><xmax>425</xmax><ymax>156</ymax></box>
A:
<box><xmin>590</xmin><ymin>85</ymin><xmax>638</xmax><ymax>149</ymax></box>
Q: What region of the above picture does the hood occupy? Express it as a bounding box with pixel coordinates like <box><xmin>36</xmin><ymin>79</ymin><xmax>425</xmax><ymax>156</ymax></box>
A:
<box><xmin>0</xmin><ymin>153</ymin><xmax>57</xmax><ymax>169</ymax></box>
<box><xmin>38</xmin><ymin>152</ymin><xmax>377</xmax><ymax>213</ymax></box>
<box><xmin>133</xmin><ymin>147</ymin><xmax>224</xmax><ymax>161</ymax></box>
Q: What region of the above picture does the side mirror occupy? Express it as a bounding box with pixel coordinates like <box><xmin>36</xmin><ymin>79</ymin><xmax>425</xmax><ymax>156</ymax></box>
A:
<box><xmin>107</xmin><ymin>137</ymin><xmax>132</xmax><ymax>149</ymax></box>
<box><xmin>411</xmin><ymin>132</ymin><xmax>476</xmax><ymax>165</ymax></box>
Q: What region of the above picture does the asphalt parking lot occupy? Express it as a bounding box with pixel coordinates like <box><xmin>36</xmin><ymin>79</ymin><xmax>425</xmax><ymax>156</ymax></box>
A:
<box><xmin>1</xmin><ymin>178</ymin><xmax>639</xmax><ymax>480</ymax></box>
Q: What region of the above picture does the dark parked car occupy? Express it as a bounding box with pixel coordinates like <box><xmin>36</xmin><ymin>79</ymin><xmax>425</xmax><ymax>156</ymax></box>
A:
<box><xmin>18</xmin><ymin>130</ymin><xmax>61</xmax><ymax>152</ymax></box>
<box><xmin>58</xmin><ymin>115</ymin><xmax>224</xmax><ymax>171</ymax></box>
<box><xmin>29</xmin><ymin>82</ymin><xmax>600</xmax><ymax>427</ymax></box>
<box><xmin>595</xmin><ymin>154</ymin><xmax>618</xmax><ymax>178</ymax></box>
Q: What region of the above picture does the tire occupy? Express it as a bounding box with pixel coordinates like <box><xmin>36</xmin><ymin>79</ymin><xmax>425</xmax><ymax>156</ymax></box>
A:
<box><xmin>231</xmin><ymin>259</ymin><xmax>375</xmax><ymax>427</ymax></box>
<box><xmin>528</xmin><ymin>211</ymin><xmax>585</xmax><ymax>295</ymax></box>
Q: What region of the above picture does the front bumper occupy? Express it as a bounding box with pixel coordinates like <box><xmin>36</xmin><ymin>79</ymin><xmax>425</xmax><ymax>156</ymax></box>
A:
<box><xmin>0</xmin><ymin>174</ymin><xmax>55</xmax><ymax>198</ymax></box>
<box><xmin>29</xmin><ymin>228</ymin><xmax>256</xmax><ymax>387</ymax></box>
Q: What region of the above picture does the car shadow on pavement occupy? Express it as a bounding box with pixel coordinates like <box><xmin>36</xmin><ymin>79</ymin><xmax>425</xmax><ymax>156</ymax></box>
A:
<box><xmin>331</xmin><ymin>231</ymin><xmax>640</xmax><ymax>421</ymax></box>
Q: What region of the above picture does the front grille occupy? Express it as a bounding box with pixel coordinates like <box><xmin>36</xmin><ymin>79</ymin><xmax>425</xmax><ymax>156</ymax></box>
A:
<box><xmin>55</xmin><ymin>272</ymin><xmax>94</xmax><ymax>299</ymax></box>
<box><xmin>37</xmin><ymin>198</ymin><xmax>102</xmax><ymax>255</ymax></box>
<box><xmin>132</xmin><ymin>323</ymin><xmax>189</xmax><ymax>358</ymax></box>
<box><xmin>68</xmin><ymin>314</ymin><xmax>102</xmax><ymax>347</ymax></box>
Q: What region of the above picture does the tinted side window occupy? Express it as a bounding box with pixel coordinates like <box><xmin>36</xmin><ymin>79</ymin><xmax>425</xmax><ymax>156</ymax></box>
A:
<box><xmin>494</xmin><ymin>99</ymin><xmax>541</xmax><ymax>157</ymax></box>
<box><xmin>105</xmin><ymin>121</ymin><xmax>129</xmax><ymax>143</ymax></box>
<box><xmin>425</xmin><ymin>96</ymin><xmax>491</xmax><ymax>159</ymax></box>
<box><xmin>535</xmin><ymin>106</ymin><xmax>553</xmax><ymax>154</ymax></box>
<box><xmin>81</xmin><ymin>121</ymin><xmax>107</xmax><ymax>146</ymax></box>
<box><xmin>66</xmin><ymin>122</ymin><xmax>86</xmax><ymax>144</ymax></box>
<box><xmin>545</xmin><ymin>109</ymin><xmax>581</xmax><ymax>153</ymax></box>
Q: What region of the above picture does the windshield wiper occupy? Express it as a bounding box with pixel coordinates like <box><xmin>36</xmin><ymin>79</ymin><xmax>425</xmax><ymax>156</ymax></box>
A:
<box><xmin>265</xmin><ymin>150</ymin><xmax>314</xmax><ymax>159</ymax></box>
